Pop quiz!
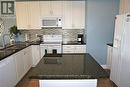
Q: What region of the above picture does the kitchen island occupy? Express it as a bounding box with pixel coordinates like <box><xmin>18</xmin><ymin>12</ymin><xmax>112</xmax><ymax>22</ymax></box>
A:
<box><xmin>29</xmin><ymin>53</ymin><xmax>109</xmax><ymax>87</ymax></box>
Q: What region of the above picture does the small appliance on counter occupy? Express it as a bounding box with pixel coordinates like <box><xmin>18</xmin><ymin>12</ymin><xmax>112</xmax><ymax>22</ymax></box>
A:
<box><xmin>77</xmin><ymin>34</ymin><xmax>84</xmax><ymax>43</ymax></box>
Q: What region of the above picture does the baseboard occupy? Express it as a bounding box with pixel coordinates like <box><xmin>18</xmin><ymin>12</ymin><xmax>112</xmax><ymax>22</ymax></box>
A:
<box><xmin>101</xmin><ymin>65</ymin><xmax>110</xmax><ymax>69</ymax></box>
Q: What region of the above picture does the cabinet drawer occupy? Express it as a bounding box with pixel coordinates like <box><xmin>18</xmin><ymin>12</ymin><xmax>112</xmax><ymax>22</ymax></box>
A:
<box><xmin>63</xmin><ymin>45</ymin><xmax>75</xmax><ymax>53</ymax></box>
<box><xmin>75</xmin><ymin>45</ymin><xmax>86</xmax><ymax>53</ymax></box>
<box><xmin>63</xmin><ymin>45</ymin><xmax>86</xmax><ymax>53</ymax></box>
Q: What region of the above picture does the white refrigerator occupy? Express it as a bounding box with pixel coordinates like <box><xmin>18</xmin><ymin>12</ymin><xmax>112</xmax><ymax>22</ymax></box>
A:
<box><xmin>110</xmin><ymin>13</ymin><xmax>130</xmax><ymax>87</ymax></box>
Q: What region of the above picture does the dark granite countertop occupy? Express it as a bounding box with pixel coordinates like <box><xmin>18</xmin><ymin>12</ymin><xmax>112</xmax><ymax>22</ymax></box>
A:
<box><xmin>0</xmin><ymin>41</ymin><xmax>41</xmax><ymax>61</ymax></box>
<box><xmin>107</xmin><ymin>43</ymin><xmax>113</xmax><ymax>47</ymax></box>
<box><xmin>29</xmin><ymin>53</ymin><xmax>109</xmax><ymax>79</ymax></box>
<box><xmin>62</xmin><ymin>41</ymin><xmax>86</xmax><ymax>45</ymax></box>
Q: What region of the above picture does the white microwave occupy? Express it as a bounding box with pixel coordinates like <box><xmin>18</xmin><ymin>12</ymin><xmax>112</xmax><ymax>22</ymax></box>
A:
<box><xmin>42</xmin><ymin>17</ymin><xmax>62</xmax><ymax>28</ymax></box>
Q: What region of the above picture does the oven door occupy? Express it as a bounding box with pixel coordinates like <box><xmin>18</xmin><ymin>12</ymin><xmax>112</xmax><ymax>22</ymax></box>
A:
<box><xmin>40</xmin><ymin>44</ymin><xmax>62</xmax><ymax>57</ymax></box>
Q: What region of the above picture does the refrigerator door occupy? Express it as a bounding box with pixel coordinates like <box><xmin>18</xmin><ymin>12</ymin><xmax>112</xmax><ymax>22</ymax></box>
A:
<box><xmin>110</xmin><ymin>14</ymin><xmax>125</xmax><ymax>87</ymax></box>
<box><xmin>119</xmin><ymin>15</ymin><xmax>130</xmax><ymax>87</ymax></box>
<box><xmin>110</xmin><ymin>47</ymin><xmax>122</xmax><ymax>87</ymax></box>
<box><xmin>113</xmin><ymin>15</ymin><xmax>125</xmax><ymax>48</ymax></box>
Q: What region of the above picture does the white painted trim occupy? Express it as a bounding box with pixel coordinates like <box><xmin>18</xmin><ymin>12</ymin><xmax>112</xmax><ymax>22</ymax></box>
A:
<box><xmin>39</xmin><ymin>79</ymin><xmax>97</xmax><ymax>87</ymax></box>
<box><xmin>101</xmin><ymin>65</ymin><xmax>110</xmax><ymax>69</ymax></box>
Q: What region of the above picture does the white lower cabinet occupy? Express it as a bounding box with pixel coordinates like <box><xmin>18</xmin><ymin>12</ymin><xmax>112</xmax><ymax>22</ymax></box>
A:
<box><xmin>0</xmin><ymin>45</ymin><xmax>41</xmax><ymax>87</ymax></box>
<box><xmin>31</xmin><ymin>45</ymin><xmax>41</xmax><ymax>67</ymax></box>
<box><xmin>63</xmin><ymin>45</ymin><xmax>86</xmax><ymax>53</ymax></box>
<box><xmin>14</xmin><ymin>46</ymin><xmax>32</xmax><ymax>84</ymax></box>
<box><xmin>107</xmin><ymin>45</ymin><xmax>113</xmax><ymax>69</ymax></box>
<box><xmin>14</xmin><ymin>51</ymin><xmax>25</xmax><ymax>83</ymax></box>
<box><xmin>62</xmin><ymin>1</ymin><xmax>85</xmax><ymax>29</ymax></box>
<box><xmin>0</xmin><ymin>56</ymin><xmax>17</xmax><ymax>87</ymax></box>
<box><xmin>23</xmin><ymin>47</ymin><xmax>32</xmax><ymax>74</ymax></box>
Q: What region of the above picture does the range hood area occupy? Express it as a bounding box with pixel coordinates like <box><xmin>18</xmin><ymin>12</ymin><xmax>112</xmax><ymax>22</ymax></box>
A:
<box><xmin>41</xmin><ymin>17</ymin><xmax>62</xmax><ymax>29</ymax></box>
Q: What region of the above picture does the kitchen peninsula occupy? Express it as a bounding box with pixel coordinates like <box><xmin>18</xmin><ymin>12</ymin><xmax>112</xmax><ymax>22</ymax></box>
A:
<box><xmin>29</xmin><ymin>54</ymin><xmax>109</xmax><ymax>87</ymax></box>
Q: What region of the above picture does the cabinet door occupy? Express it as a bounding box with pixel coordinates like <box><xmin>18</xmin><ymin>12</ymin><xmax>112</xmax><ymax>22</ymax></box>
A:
<box><xmin>40</xmin><ymin>1</ymin><xmax>63</xmax><ymax>17</ymax></box>
<box><xmin>15</xmin><ymin>2</ymin><xmax>29</xmax><ymax>29</ymax></box>
<box><xmin>72</xmin><ymin>1</ymin><xmax>85</xmax><ymax>29</ymax></box>
<box><xmin>28</xmin><ymin>1</ymin><xmax>41</xmax><ymax>29</ymax></box>
<box><xmin>107</xmin><ymin>45</ymin><xmax>113</xmax><ymax>69</ymax></box>
<box><xmin>14</xmin><ymin>51</ymin><xmax>25</xmax><ymax>82</ymax></box>
<box><xmin>32</xmin><ymin>45</ymin><xmax>41</xmax><ymax>67</ymax></box>
<box><xmin>23</xmin><ymin>47</ymin><xmax>32</xmax><ymax>73</ymax></box>
<box><xmin>0</xmin><ymin>56</ymin><xmax>17</xmax><ymax>87</ymax></box>
<box><xmin>40</xmin><ymin>1</ymin><xmax>51</xmax><ymax>17</ymax></box>
<box><xmin>63</xmin><ymin>45</ymin><xmax>86</xmax><ymax>53</ymax></box>
<box><xmin>119</xmin><ymin>0</ymin><xmax>130</xmax><ymax>14</ymax></box>
<box><xmin>62</xmin><ymin>1</ymin><xmax>72</xmax><ymax>29</ymax></box>
<box><xmin>62</xmin><ymin>1</ymin><xmax>85</xmax><ymax>29</ymax></box>
<box><xmin>51</xmin><ymin>1</ymin><xmax>63</xmax><ymax>17</ymax></box>
<box><xmin>40</xmin><ymin>46</ymin><xmax>45</xmax><ymax>59</ymax></box>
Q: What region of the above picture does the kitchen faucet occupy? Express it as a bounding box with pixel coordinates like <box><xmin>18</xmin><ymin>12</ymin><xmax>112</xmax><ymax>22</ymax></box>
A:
<box><xmin>2</xmin><ymin>34</ymin><xmax>10</xmax><ymax>48</ymax></box>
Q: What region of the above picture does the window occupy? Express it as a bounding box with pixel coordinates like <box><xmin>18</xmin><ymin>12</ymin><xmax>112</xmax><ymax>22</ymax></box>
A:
<box><xmin>1</xmin><ymin>1</ymin><xmax>14</xmax><ymax>15</ymax></box>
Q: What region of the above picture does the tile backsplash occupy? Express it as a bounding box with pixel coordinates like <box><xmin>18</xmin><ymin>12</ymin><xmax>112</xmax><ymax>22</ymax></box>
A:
<box><xmin>20</xmin><ymin>29</ymin><xmax>85</xmax><ymax>42</ymax></box>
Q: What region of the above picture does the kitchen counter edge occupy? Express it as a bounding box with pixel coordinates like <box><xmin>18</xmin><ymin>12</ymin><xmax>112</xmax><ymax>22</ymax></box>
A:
<box><xmin>0</xmin><ymin>42</ymin><xmax>40</xmax><ymax>61</ymax></box>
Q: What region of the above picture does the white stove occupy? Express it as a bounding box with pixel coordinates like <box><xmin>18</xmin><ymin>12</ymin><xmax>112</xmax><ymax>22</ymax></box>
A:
<box><xmin>40</xmin><ymin>35</ymin><xmax>62</xmax><ymax>54</ymax></box>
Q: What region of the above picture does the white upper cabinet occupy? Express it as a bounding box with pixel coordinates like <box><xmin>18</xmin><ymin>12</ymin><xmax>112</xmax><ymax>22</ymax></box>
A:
<box><xmin>62</xmin><ymin>1</ymin><xmax>72</xmax><ymax>29</ymax></box>
<box><xmin>119</xmin><ymin>0</ymin><xmax>130</xmax><ymax>14</ymax></box>
<box><xmin>15</xmin><ymin>2</ymin><xmax>29</xmax><ymax>29</ymax></box>
<box><xmin>40</xmin><ymin>1</ymin><xmax>63</xmax><ymax>17</ymax></box>
<box><xmin>72</xmin><ymin>1</ymin><xmax>85</xmax><ymax>29</ymax></box>
<box><xmin>15</xmin><ymin>1</ymin><xmax>85</xmax><ymax>29</ymax></box>
<box><xmin>40</xmin><ymin>1</ymin><xmax>50</xmax><ymax>17</ymax></box>
<box><xmin>62</xmin><ymin>1</ymin><xmax>85</xmax><ymax>29</ymax></box>
<box><xmin>28</xmin><ymin>1</ymin><xmax>41</xmax><ymax>29</ymax></box>
<box><xmin>16</xmin><ymin>1</ymin><xmax>41</xmax><ymax>30</ymax></box>
<box><xmin>51</xmin><ymin>1</ymin><xmax>63</xmax><ymax>17</ymax></box>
